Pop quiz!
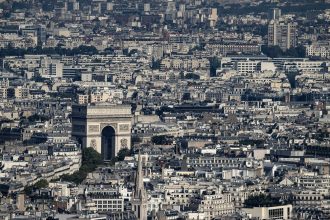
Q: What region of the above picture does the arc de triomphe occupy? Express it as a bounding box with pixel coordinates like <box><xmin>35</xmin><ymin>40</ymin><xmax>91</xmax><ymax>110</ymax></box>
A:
<box><xmin>71</xmin><ymin>104</ymin><xmax>132</xmax><ymax>160</ymax></box>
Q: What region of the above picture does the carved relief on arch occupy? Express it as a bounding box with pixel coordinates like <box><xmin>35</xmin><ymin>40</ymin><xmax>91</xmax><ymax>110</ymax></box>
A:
<box><xmin>100</xmin><ymin>123</ymin><xmax>117</xmax><ymax>132</ymax></box>
<box><xmin>119</xmin><ymin>124</ymin><xmax>130</xmax><ymax>131</ymax></box>
<box><xmin>88</xmin><ymin>125</ymin><xmax>100</xmax><ymax>132</ymax></box>
<box><xmin>90</xmin><ymin>139</ymin><xmax>97</xmax><ymax>150</ymax></box>
<box><xmin>120</xmin><ymin>138</ymin><xmax>128</xmax><ymax>148</ymax></box>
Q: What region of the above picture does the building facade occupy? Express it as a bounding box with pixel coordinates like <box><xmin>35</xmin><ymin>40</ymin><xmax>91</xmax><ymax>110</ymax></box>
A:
<box><xmin>268</xmin><ymin>20</ymin><xmax>297</xmax><ymax>51</ymax></box>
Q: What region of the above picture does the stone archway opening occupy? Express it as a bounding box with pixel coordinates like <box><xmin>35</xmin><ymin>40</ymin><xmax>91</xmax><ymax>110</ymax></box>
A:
<box><xmin>101</xmin><ymin>126</ymin><xmax>116</xmax><ymax>161</ymax></box>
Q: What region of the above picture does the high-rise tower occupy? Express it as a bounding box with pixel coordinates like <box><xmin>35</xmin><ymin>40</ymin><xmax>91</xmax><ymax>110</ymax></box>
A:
<box><xmin>269</xmin><ymin>8</ymin><xmax>281</xmax><ymax>20</ymax></box>
<box><xmin>268</xmin><ymin>20</ymin><xmax>297</xmax><ymax>51</ymax></box>
<box><xmin>131</xmin><ymin>153</ymin><xmax>148</xmax><ymax>220</ymax></box>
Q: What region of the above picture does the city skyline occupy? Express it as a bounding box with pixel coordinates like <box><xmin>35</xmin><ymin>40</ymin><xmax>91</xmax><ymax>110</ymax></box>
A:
<box><xmin>0</xmin><ymin>0</ymin><xmax>329</xmax><ymax>220</ymax></box>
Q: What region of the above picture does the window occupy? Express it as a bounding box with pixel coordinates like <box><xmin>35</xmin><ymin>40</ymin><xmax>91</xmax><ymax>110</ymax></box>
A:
<box><xmin>269</xmin><ymin>208</ymin><xmax>284</xmax><ymax>219</ymax></box>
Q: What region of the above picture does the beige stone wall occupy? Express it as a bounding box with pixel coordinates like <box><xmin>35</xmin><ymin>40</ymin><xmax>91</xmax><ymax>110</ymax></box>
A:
<box><xmin>72</xmin><ymin>104</ymin><xmax>132</xmax><ymax>159</ymax></box>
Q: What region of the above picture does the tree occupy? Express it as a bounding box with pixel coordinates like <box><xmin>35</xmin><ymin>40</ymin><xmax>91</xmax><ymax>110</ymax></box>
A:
<box><xmin>24</xmin><ymin>179</ymin><xmax>49</xmax><ymax>196</ymax></box>
<box><xmin>27</xmin><ymin>114</ymin><xmax>50</xmax><ymax>123</ymax></box>
<box><xmin>190</xmin><ymin>43</ymin><xmax>206</xmax><ymax>52</ymax></box>
<box><xmin>108</xmin><ymin>148</ymin><xmax>132</xmax><ymax>165</ymax></box>
<box><xmin>179</xmin><ymin>71</ymin><xmax>185</xmax><ymax>79</ymax></box>
<box><xmin>244</xmin><ymin>194</ymin><xmax>282</xmax><ymax>208</ymax></box>
<box><xmin>239</xmin><ymin>139</ymin><xmax>264</xmax><ymax>147</ymax></box>
<box><xmin>0</xmin><ymin>45</ymin><xmax>99</xmax><ymax>58</ymax></box>
<box><xmin>262</xmin><ymin>45</ymin><xmax>306</xmax><ymax>58</ymax></box>
<box><xmin>123</xmin><ymin>48</ymin><xmax>129</xmax><ymax>56</ymax></box>
<box><xmin>185</xmin><ymin>73</ymin><xmax>200</xmax><ymax>80</ymax></box>
<box><xmin>209</xmin><ymin>57</ymin><xmax>220</xmax><ymax>77</ymax></box>
<box><xmin>261</xmin><ymin>45</ymin><xmax>283</xmax><ymax>58</ymax></box>
<box><xmin>71</xmin><ymin>45</ymin><xmax>98</xmax><ymax>55</ymax></box>
<box><xmin>34</xmin><ymin>179</ymin><xmax>49</xmax><ymax>188</ymax></box>
<box><xmin>81</xmin><ymin>147</ymin><xmax>103</xmax><ymax>171</ymax></box>
<box><xmin>131</xmin><ymin>136</ymin><xmax>142</xmax><ymax>144</ymax></box>
<box><xmin>286</xmin><ymin>71</ymin><xmax>300</xmax><ymax>88</ymax></box>
<box><xmin>104</xmin><ymin>47</ymin><xmax>114</xmax><ymax>54</ymax></box>
<box><xmin>116</xmin><ymin>148</ymin><xmax>131</xmax><ymax>161</ymax></box>
<box><xmin>12</xmin><ymin>2</ymin><xmax>29</xmax><ymax>10</ymax></box>
<box><xmin>151</xmin><ymin>58</ymin><xmax>161</xmax><ymax>70</ymax></box>
<box><xmin>182</xmin><ymin>92</ymin><xmax>191</xmax><ymax>101</ymax></box>
<box><xmin>128</xmin><ymin>49</ymin><xmax>138</xmax><ymax>56</ymax></box>
<box><xmin>151</xmin><ymin>135</ymin><xmax>173</xmax><ymax>145</ymax></box>
<box><xmin>61</xmin><ymin>147</ymin><xmax>103</xmax><ymax>184</ymax></box>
